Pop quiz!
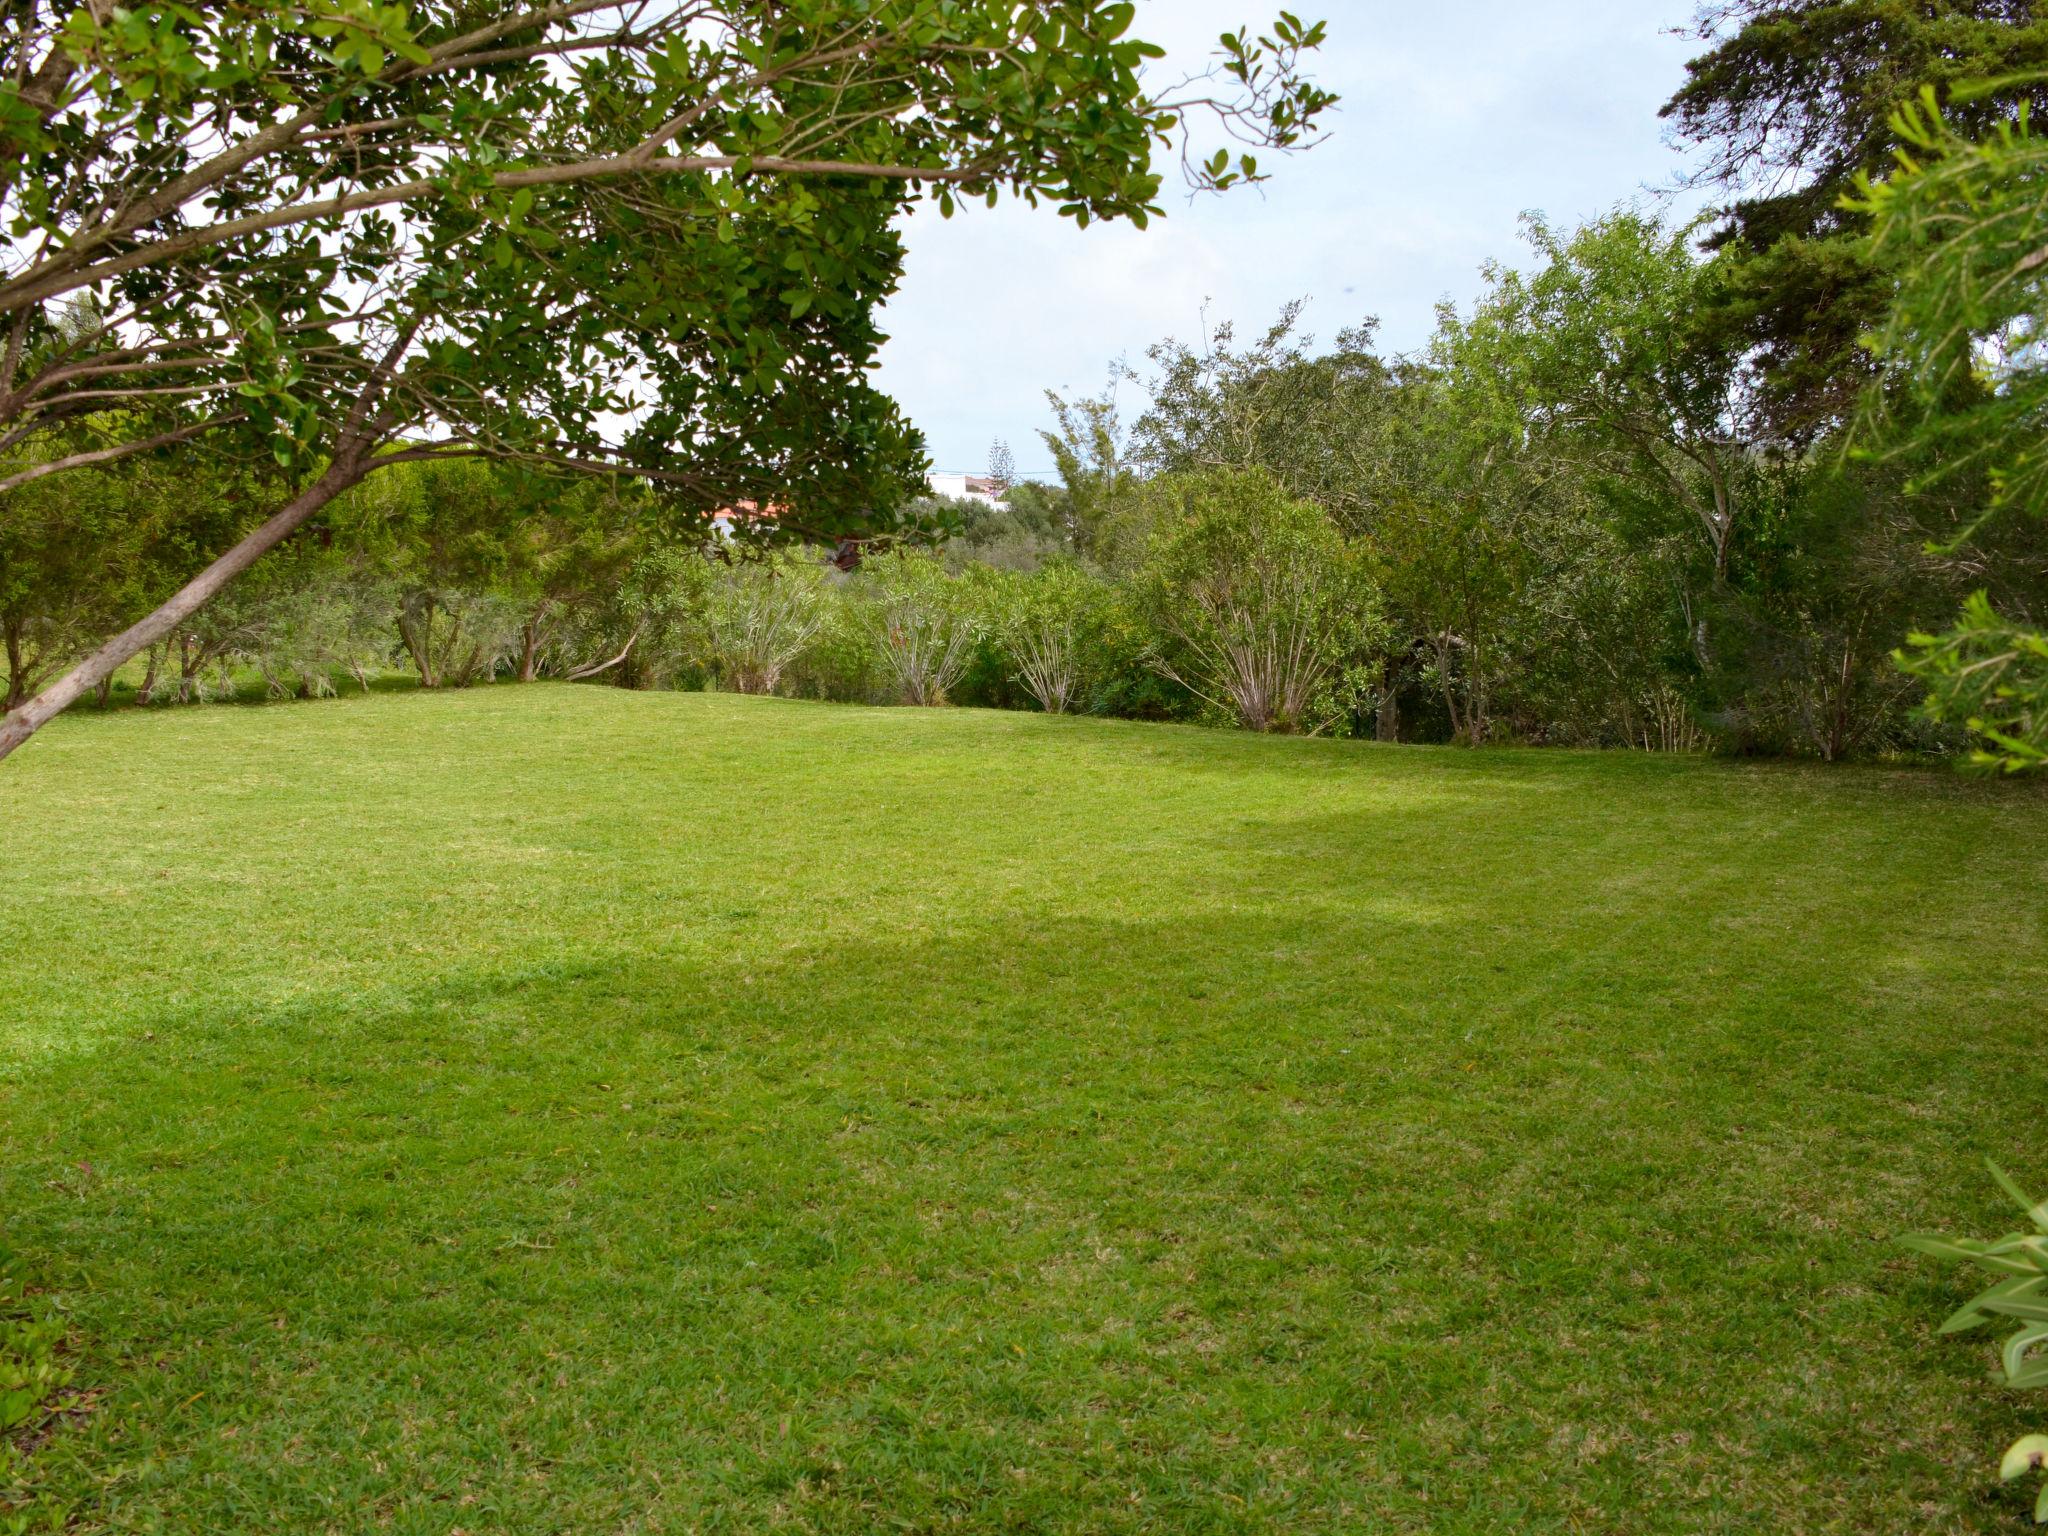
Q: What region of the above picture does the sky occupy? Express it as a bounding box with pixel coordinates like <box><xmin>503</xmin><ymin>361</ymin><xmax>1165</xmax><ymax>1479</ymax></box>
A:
<box><xmin>872</xmin><ymin>0</ymin><xmax>1713</xmax><ymax>477</ymax></box>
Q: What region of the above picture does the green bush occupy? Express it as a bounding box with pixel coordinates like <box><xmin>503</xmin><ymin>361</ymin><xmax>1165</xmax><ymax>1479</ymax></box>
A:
<box><xmin>1134</xmin><ymin>469</ymin><xmax>1383</xmax><ymax>734</ymax></box>
<box><xmin>782</xmin><ymin>578</ymin><xmax>888</xmax><ymax>704</ymax></box>
<box><xmin>697</xmin><ymin>551</ymin><xmax>832</xmax><ymax>696</ymax></box>
<box><xmin>1905</xmin><ymin>1165</ymin><xmax>2048</xmax><ymax>1523</ymax></box>
<box><xmin>979</xmin><ymin>559</ymin><xmax>1115</xmax><ymax>714</ymax></box>
<box><xmin>855</xmin><ymin>550</ymin><xmax>982</xmax><ymax>707</ymax></box>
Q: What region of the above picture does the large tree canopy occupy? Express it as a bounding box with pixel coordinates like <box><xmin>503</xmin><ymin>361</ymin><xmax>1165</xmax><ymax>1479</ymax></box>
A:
<box><xmin>0</xmin><ymin>1</ymin><xmax>1331</xmax><ymax>458</ymax></box>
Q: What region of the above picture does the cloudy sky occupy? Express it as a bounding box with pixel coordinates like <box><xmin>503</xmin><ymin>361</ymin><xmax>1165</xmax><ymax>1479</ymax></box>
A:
<box><xmin>872</xmin><ymin>0</ymin><xmax>1713</xmax><ymax>476</ymax></box>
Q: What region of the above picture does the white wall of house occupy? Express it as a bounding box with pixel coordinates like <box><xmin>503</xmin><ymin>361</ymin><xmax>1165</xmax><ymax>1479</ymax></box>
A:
<box><xmin>927</xmin><ymin>471</ymin><xmax>1004</xmax><ymax>508</ymax></box>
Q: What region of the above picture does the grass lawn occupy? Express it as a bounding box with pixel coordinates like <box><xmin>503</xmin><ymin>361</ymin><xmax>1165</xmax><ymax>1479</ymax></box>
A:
<box><xmin>3</xmin><ymin>687</ymin><xmax>2047</xmax><ymax>1534</ymax></box>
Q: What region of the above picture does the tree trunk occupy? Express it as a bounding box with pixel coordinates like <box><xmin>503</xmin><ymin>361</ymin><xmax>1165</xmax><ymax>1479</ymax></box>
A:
<box><xmin>1436</xmin><ymin>637</ymin><xmax>1464</xmax><ymax>746</ymax></box>
<box><xmin>3</xmin><ymin>615</ymin><xmax>24</xmax><ymax>711</ymax></box>
<box><xmin>396</xmin><ymin>603</ymin><xmax>439</xmax><ymax>688</ymax></box>
<box><xmin>0</xmin><ymin>455</ymin><xmax>368</xmax><ymax>762</ymax></box>
<box><xmin>1709</xmin><ymin>470</ymin><xmax>1734</xmax><ymax>586</ymax></box>
<box><xmin>1828</xmin><ymin>644</ymin><xmax>1854</xmax><ymax>763</ymax></box>
<box><xmin>516</xmin><ymin>605</ymin><xmax>558</xmax><ymax>682</ymax></box>
<box><xmin>566</xmin><ymin>625</ymin><xmax>642</xmax><ymax>682</ymax></box>
<box><xmin>136</xmin><ymin>642</ymin><xmax>163</xmax><ymax>705</ymax></box>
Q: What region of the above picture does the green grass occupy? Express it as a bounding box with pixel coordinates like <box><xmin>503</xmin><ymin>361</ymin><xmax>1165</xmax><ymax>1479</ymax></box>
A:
<box><xmin>3</xmin><ymin>687</ymin><xmax>2047</xmax><ymax>1534</ymax></box>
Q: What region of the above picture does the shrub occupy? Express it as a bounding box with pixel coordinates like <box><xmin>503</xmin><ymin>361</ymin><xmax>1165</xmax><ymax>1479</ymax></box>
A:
<box><xmin>699</xmin><ymin>551</ymin><xmax>830</xmax><ymax>695</ymax></box>
<box><xmin>783</xmin><ymin>583</ymin><xmax>887</xmax><ymax>703</ymax></box>
<box><xmin>1135</xmin><ymin>469</ymin><xmax>1382</xmax><ymax>733</ymax></box>
<box><xmin>1905</xmin><ymin>1164</ymin><xmax>2048</xmax><ymax>1523</ymax></box>
<box><xmin>589</xmin><ymin>545</ymin><xmax>713</xmax><ymax>690</ymax></box>
<box><xmin>858</xmin><ymin>550</ymin><xmax>979</xmax><ymax>706</ymax></box>
<box><xmin>990</xmin><ymin>558</ymin><xmax>1113</xmax><ymax>714</ymax></box>
<box><xmin>240</xmin><ymin>547</ymin><xmax>397</xmax><ymax>698</ymax></box>
<box><xmin>395</xmin><ymin>587</ymin><xmax>523</xmax><ymax>688</ymax></box>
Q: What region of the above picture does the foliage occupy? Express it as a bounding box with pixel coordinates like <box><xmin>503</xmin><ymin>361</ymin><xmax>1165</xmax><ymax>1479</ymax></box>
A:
<box><xmin>1662</xmin><ymin>1</ymin><xmax>2048</xmax><ymax>433</ymax></box>
<box><xmin>1038</xmin><ymin>386</ymin><xmax>1140</xmax><ymax>557</ymax></box>
<box><xmin>1133</xmin><ymin>303</ymin><xmax>1410</xmax><ymax>535</ymax></box>
<box><xmin>940</xmin><ymin>487</ymin><xmax>1075</xmax><ymax>573</ymax></box>
<box><xmin>783</xmin><ymin>582</ymin><xmax>889</xmax><ymax>705</ymax></box>
<box><xmin>597</xmin><ymin>544</ymin><xmax>715</xmax><ymax>692</ymax></box>
<box><xmin>858</xmin><ymin>549</ymin><xmax>980</xmax><ymax>707</ymax></box>
<box><xmin>1905</xmin><ymin>1165</ymin><xmax>2048</xmax><ymax>1523</ymax></box>
<box><xmin>987</xmin><ymin>558</ymin><xmax>1113</xmax><ymax>714</ymax></box>
<box><xmin>233</xmin><ymin>543</ymin><xmax>397</xmax><ymax>699</ymax></box>
<box><xmin>1900</xmin><ymin>592</ymin><xmax>2048</xmax><ymax>772</ymax></box>
<box><xmin>1369</xmin><ymin>492</ymin><xmax>1529</xmax><ymax>748</ymax></box>
<box><xmin>0</xmin><ymin>433</ymin><xmax>257</xmax><ymax>707</ymax></box>
<box><xmin>699</xmin><ymin>551</ymin><xmax>833</xmax><ymax>696</ymax></box>
<box><xmin>1667</xmin><ymin>2</ymin><xmax>2048</xmax><ymax>243</ymax></box>
<box><xmin>1853</xmin><ymin>87</ymin><xmax>2048</xmax><ymax>770</ymax></box>
<box><xmin>1135</xmin><ymin>469</ymin><xmax>1380</xmax><ymax>733</ymax></box>
<box><xmin>1448</xmin><ymin>212</ymin><xmax>1759</xmax><ymax>584</ymax></box>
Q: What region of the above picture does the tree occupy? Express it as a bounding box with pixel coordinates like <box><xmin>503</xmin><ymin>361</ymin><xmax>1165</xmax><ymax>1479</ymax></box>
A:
<box><xmin>1663</xmin><ymin>1</ymin><xmax>2048</xmax><ymax>434</ymax></box>
<box><xmin>501</xmin><ymin>483</ymin><xmax>654</xmax><ymax>685</ymax></box>
<box><xmin>0</xmin><ymin>430</ymin><xmax>260</xmax><ymax>707</ymax></box>
<box><xmin>0</xmin><ymin>442</ymin><xmax>140</xmax><ymax>709</ymax></box>
<box><xmin>1</xmin><ymin>152</ymin><xmax>927</xmax><ymax>751</ymax></box>
<box><xmin>340</xmin><ymin>459</ymin><xmax>656</xmax><ymax>686</ymax></box>
<box><xmin>1852</xmin><ymin>86</ymin><xmax>2048</xmax><ymax>770</ymax></box>
<box><xmin>1369</xmin><ymin>493</ymin><xmax>1527</xmax><ymax>749</ymax></box>
<box><xmin>1136</xmin><ymin>468</ymin><xmax>1379</xmax><ymax>734</ymax></box>
<box><xmin>1132</xmin><ymin>303</ymin><xmax>1413</xmax><ymax>535</ymax></box>
<box><xmin>0</xmin><ymin>1</ymin><xmax>1332</xmax><ymax>330</ymax></box>
<box><xmin>1667</xmin><ymin>1</ymin><xmax>2048</xmax><ymax>247</ymax></box>
<box><xmin>1039</xmin><ymin>384</ymin><xmax>1140</xmax><ymax>555</ymax></box>
<box><xmin>0</xmin><ymin>1</ymin><xmax>1338</xmax><ymax>760</ymax></box>
<box><xmin>1450</xmin><ymin>213</ymin><xmax>1760</xmax><ymax>591</ymax></box>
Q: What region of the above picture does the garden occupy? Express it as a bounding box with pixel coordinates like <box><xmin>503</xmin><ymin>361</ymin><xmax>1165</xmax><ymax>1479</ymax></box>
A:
<box><xmin>6</xmin><ymin>2</ymin><xmax>2048</xmax><ymax>1531</ymax></box>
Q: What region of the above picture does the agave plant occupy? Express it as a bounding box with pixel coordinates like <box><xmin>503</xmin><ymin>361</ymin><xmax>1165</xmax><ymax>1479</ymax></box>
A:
<box><xmin>1906</xmin><ymin>1165</ymin><xmax>2048</xmax><ymax>1522</ymax></box>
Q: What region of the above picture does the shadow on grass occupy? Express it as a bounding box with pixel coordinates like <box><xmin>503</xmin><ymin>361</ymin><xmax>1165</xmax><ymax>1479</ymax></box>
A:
<box><xmin>3</xmin><ymin>887</ymin><xmax>2043</xmax><ymax>1532</ymax></box>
